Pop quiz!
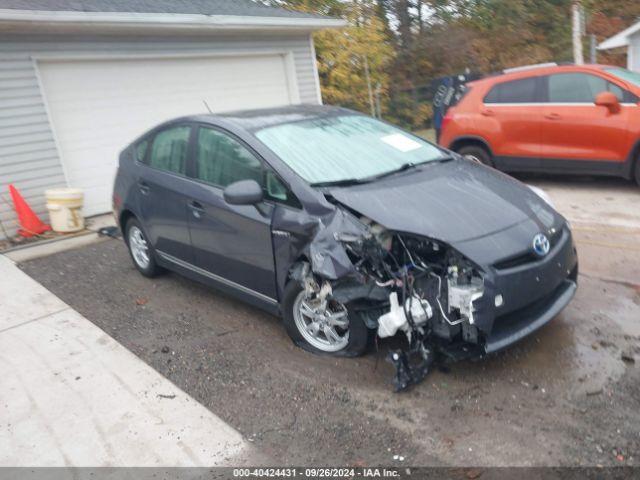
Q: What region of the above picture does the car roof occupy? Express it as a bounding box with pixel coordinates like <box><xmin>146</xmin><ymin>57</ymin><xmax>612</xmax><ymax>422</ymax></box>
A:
<box><xmin>183</xmin><ymin>104</ymin><xmax>357</xmax><ymax>131</ymax></box>
<box><xmin>468</xmin><ymin>64</ymin><xmax>613</xmax><ymax>87</ymax></box>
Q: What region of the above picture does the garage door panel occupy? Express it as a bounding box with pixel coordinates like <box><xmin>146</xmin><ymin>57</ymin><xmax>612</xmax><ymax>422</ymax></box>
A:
<box><xmin>38</xmin><ymin>54</ymin><xmax>295</xmax><ymax>215</ymax></box>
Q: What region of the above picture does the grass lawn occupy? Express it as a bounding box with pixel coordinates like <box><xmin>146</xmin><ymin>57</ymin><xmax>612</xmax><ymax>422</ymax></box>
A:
<box><xmin>413</xmin><ymin>128</ymin><xmax>436</xmax><ymax>143</ymax></box>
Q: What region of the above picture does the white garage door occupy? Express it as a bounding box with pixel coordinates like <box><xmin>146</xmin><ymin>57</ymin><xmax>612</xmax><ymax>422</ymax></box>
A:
<box><xmin>37</xmin><ymin>54</ymin><xmax>298</xmax><ymax>215</ymax></box>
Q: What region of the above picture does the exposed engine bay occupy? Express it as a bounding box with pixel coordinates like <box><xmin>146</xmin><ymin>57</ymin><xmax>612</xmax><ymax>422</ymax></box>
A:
<box><xmin>291</xmin><ymin>208</ymin><xmax>486</xmax><ymax>391</ymax></box>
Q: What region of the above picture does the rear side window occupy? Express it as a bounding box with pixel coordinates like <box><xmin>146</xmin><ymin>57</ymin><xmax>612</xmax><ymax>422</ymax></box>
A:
<box><xmin>547</xmin><ymin>73</ymin><xmax>626</xmax><ymax>103</ymax></box>
<box><xmin>148</xmin><ymin>126</ymin><xmax>191</xmax><ymax>175</ymax></box>
<box><xmin>484</xmin><ymin>77</ymin><xmax>538</xmax><ymax>103</ymax></box>
<box><xmin>135</xmin><ymin>139</ymin><xmax>148</xmax><ymax>162</ymax></box>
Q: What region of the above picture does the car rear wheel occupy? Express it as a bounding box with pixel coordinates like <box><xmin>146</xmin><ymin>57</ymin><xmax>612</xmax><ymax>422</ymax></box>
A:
<box><xmin>282</xmin><ymin>280</ymin><xmax>371</xmax><ymax>357</ymax></box>
<box><xmin>457</xmin><ymin>145</ymin><xmax>493</xmax><ymax>167</ymax></box>
<box><xmin>125</xmin><ymin>217</ymin><xmax>162</xmax><ymax>277</ymax></box>
<box><xmin>635</xmin><ymin>156</ymin><xmax>640</xmax><ymax>186</ymax></box>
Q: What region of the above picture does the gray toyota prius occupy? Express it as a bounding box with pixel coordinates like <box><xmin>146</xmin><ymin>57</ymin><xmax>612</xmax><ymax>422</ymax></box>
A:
<box><xmin>113</xmin><ymin>105</ymin><xmax>578</xmax><ymax>390</ymax></box>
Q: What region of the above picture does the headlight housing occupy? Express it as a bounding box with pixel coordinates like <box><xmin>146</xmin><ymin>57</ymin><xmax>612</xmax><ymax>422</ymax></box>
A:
<box><xmin>527</xmin><ymin>184</ymin><xmax>555</xmax><ymax>209</ymax></box>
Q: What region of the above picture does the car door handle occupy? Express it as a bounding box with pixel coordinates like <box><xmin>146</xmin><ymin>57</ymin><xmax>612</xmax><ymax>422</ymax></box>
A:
<box><xmin>189</xmin><ymin>201</ymin><xmax>204</xmax><ymax>219</ymax></box>
<box><xmin>545</xmin><ymin>113</ymin><xmax>562</xmax><ymax>120</ymax></box>
<box><xmin>481</xmin><ymin>108</ymin><xmax>495</xmax><ymax>116</ymax></box>
<box><xmin>138</xmin><ymin>181</ymin><xmax>150</xmax><ymax>195</ymax></box>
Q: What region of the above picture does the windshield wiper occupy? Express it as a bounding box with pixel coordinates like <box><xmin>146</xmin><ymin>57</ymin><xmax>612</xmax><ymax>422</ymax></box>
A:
<box><xmin>310</xmin><ymin>178</ymin><xmax>371</xmax><ymax>188</ymax></box>
<box><xmin>310</xmin><ymin>158</ymin><xmax>447</xmax><ymax>188</ymax></box>
<box><xmin>361</xmin><ymin>162</ymin><xmax>421</xmax><ymax>182</ymax></box>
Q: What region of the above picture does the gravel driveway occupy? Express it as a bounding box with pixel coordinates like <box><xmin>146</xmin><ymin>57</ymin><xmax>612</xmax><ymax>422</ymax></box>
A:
<box><xmin>20</xmin><ymin>177</ymin><xmax>640</xmax><ymax>467</ymax></box>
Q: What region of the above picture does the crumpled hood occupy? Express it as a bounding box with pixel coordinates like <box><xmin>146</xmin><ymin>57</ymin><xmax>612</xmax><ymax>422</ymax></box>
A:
<box><xmin>327</xmin><ymin>159</ymin><xmax>559</xmax><ymax>245</ymax></box>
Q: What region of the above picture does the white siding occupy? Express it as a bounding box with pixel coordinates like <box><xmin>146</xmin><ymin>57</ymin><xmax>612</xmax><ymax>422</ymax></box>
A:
<box><xmin>628</xmin><ymin>32</ymin><xmax>640</xmax><ymax>73</ymax></box>
<box><xmin>0</xmin><ymin>33</ymin><xmax>321</xmax><ymax>239</ymax></box>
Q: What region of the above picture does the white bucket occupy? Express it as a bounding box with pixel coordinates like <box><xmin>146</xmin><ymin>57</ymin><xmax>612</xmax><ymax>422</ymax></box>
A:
<box><xmin>45</xmin><ymin>188</ymin><xmax>85</xmax><ymax>233</ymax></box>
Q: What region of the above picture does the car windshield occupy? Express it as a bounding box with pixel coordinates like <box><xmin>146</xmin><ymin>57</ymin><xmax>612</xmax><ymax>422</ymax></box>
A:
<box><xmin>605</xmin><ymin>67</ymin><xmax>640</xmax><ymax>87</ymax></box>
<box><xmin>254</xmin><ymin>114</ymin><xmax>445</xmax><ymax>185</ymax></box>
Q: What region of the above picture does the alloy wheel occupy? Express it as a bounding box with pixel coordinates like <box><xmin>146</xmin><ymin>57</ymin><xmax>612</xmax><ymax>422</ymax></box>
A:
<box><xmin>129</xmin><ymin>226</ymin><xmax>150</xmax><ymax>269</ymax></box>
<box><xmin>293</xmin><ymin>290</ymin><xmax>350</xmax><ymax>352</ymax></box>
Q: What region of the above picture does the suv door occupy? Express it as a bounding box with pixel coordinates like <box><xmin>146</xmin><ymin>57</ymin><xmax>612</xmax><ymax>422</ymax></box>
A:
<box><xmin>137</xmin><ymin>124</ymin><xmax>194</xmax><ymax>262</ymax></box>
<box><xmin>482</xmin><ymin>76</ymin><xmax>544</xmax><ymax>169</ymax></box>
<box><xmin>541</xmin><ymin>72</ymin><xmax>632</xmax><ymax>163</ymax></box>
<box><xmin>186</xmin><ymin>125</ymin><xmax>282</xmax><ymax>302</ymax></box>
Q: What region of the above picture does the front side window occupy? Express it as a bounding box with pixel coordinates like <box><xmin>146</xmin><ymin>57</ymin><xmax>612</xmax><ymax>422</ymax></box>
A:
<box><xmin>148</xmin><ymin>126</ymin><xmax>190</xmax><ymax>175</ymax></box>
<box><xmin>484</xmin><ymin>77</ymin><xmax>538</xmax><ymax>103</ymax></box>
<box><xmin>255</xmin><ymin>115</ymin><xmax>445</xmax><ymax>185</ymax></box>
<box><xmin>195</xmin><ymin>127</ymin><xmax>262</xmax><ymax>187</ymax></box>
<box><xmin>548</xmin><ymin>73</ymin><xmax>624</xmax><ymax>103</ymax></box>
<box><xmin>195</xmin><ymin>127</ymin><xmax>298</xmax><ymax>206</ymax></box>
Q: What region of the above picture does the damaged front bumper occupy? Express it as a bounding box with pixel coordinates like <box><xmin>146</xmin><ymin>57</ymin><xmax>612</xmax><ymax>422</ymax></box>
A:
<box><xmin>279</xmin><ymin>200</ymin><xmax>578</xmax><ymax>391</ymax></box>
<box><xmin>484</xmin><ymin>278</ymin><xmax>576</xmax><ymax>353</ymax></box>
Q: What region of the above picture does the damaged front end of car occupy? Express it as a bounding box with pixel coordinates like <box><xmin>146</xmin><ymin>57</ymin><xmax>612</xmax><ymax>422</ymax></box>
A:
<box><xmin>279</xmin><ymin>205</ymin><xmax>488</xmax><ymax>392</ymax></box>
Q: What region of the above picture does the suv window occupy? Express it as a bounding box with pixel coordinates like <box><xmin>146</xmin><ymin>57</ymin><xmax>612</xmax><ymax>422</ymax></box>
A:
<box><xmin>148</xmin><ymin>126</ymin><xmax>190</xmax><ymax>175</ymax></box>
<box><xmin>548</xmin><ymin>73</ymin><xmax>625</xmax><ymax>103</ymax></box>
<box><xmin>195</xmin><ymin>127</ymin><xmax>300</xmax><ymax>207</ymax></box>
<box><xmin>484</xmin><ymin>77</ymin><xmax>538</xmax><ymax>103</ymax></box>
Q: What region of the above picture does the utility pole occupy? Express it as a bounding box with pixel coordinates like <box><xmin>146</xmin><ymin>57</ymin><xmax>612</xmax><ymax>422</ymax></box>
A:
<box><xmin>572</xmin><ymin>1</ymin><xmax>584</xmax><ymax>65</ymax></box>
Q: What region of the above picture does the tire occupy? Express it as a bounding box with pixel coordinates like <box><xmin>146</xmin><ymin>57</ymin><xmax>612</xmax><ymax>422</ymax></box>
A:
<box><xmin>281</xmin><ymin>280</ymin><xmax>372</xmax><ymax>357</ymax></box>
<box><xmin>124</xmin><ymin>217</ymin><xmax>162</xmax><ymax>277</ymax></box>
<box><xmin>635</xmin><ymin>156</ymin><xmax>640</xmax><ymax>186</ymax></box>
<box><xmin>457</xmin><ymin>145</ymin><xmax>493</xmax><ymax>167</ymax></box>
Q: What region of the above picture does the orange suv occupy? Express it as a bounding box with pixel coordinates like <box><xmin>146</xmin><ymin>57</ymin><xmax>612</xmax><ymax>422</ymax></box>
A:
<box><xmin>439</xmin><ymin>64</ymin><xmax>640</xmax><ymax>185</ymax></box>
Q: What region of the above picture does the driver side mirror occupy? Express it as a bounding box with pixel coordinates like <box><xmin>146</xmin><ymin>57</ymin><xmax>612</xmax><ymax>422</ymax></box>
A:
<box><xmin>595</xmin><ymin>91</ymin><xmax>621</xmax><ymax>114</ymax></box>
<box><xmin>223</xmin><ymin>179</ymin><xmax>264</xmax><ymax>205</ymax></box>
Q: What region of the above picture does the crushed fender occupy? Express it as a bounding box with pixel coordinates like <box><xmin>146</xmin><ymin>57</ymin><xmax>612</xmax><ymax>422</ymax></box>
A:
<box><xmin>272</xmin><ymin>202</ymin><xmax>486</xmax><ymax>392</ymax></box>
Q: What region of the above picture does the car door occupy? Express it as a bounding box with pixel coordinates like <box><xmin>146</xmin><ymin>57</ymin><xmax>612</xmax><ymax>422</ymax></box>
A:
<box><xmin>482</xmin><ymin>76</ymin><xmax>544</xmax><ymax>169</ymax></box>
<box><xmin>137</xmin><ymin>124</ymin><xmax>194</xmax><ymax>262</ymax></box>
<box><xmin>541</xmin><ymin>72</ymin><xmax>632</xmax><ymax>163</ymax></box>
<box><xmin>186</xmin><ymin>125</ymin><xmax>278</xmax><ymax>301</ymax></box>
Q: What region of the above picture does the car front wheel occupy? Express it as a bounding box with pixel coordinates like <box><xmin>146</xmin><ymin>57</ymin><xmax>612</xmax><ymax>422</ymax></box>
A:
<box><xmin>281</xmin><ymin>280</ymin><xmax>371</xmax><ymax>357</ymax></box>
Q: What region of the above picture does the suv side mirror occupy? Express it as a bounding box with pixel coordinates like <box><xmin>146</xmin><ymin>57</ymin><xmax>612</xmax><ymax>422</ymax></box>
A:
<box><xmin>223</xmin><ymin>179</ymin><xmax>264</xmax><ymax>205</ymax></box>
<box><xmin>595</xmin><ymin>91</ymin><xmax>621</xmax><ymax>113</ymax></box>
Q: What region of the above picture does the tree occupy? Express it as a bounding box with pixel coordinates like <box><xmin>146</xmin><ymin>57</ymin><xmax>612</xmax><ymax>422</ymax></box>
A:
<box><xmin>264</xmin><ymin>0</ymin><xmax>637</xmax><ymax>129</ymax></box>
<box><xmin>314</xmin><ymin>1</ymin><xmax>395</xmax><ymax>116</ymax></box>
<box><xmin>266</xmin><ymin>0</ymin><xmax>394</xmax><ymax>117</ymax></box>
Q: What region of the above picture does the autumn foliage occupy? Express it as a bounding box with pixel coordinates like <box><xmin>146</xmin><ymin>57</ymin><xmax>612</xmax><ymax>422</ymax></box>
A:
<box><xmin>265</xmin><ymin>0</ymin><xmax>638</xmax><ymax>129</ymax></box>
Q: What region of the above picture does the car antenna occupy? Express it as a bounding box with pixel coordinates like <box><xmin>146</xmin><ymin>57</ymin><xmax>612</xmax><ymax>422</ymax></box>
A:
<box><xmin>203</xmin><ymin>100</ymin><xmax>213</xmax><ymax>114</ymax></box>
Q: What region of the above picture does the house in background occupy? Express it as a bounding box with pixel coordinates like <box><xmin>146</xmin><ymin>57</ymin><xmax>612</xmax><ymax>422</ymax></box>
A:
<box><xmin>0</xmin><ymin>0</ymin><xmax>344</xmax><ymax>239</ymax></box>
<box><xmin>598</xmin><ymin>20</ymin><xmax>640</xmax><ymax>72</ymax></box>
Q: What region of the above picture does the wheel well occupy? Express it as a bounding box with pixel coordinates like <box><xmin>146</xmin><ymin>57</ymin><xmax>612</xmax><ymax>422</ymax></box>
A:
<box><xmin>450</xmin><ymin>137</ymin><xmax>492</xmax><ymax>157</ymax></box>
<box><xmin>119</xmin><ymin>209</ymin><xmax>135</xmax><ymax>239</ymax></box>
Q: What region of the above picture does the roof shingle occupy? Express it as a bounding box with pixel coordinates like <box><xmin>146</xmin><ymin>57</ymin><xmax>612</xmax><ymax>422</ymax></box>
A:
<box><xmin>0</xmin><ymin>0</ymin><xmax>328</xmax><ymax>19</ymax></box>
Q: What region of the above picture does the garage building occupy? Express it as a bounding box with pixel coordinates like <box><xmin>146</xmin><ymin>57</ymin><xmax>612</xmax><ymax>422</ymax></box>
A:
<box><xmin>0</xmin><ymin>0</ymin><xmax>343</xmax><ymax>238</ymax></box>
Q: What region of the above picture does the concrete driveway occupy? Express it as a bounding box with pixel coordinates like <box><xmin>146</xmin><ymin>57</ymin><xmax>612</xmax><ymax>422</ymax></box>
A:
<box><xmin>18</xmin><ymin>176</ymin><xmax>640</xmax><ymax>467</ymax></box>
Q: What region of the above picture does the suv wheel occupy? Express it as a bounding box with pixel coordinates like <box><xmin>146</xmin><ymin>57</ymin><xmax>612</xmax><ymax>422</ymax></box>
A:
<box><xmin>457</xmin><ymin>145</ymin><xmax>493</xmax><ymax>167</ymax></box>
<box><xmin>281</xmin><ymin>280</ymin><xmax>372</xmax><ymax>357</ymax></box>
<box><xmin>125</xmin><ymin>217</ymin><xmax>162</xmax><ymax>277</ymax></box>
